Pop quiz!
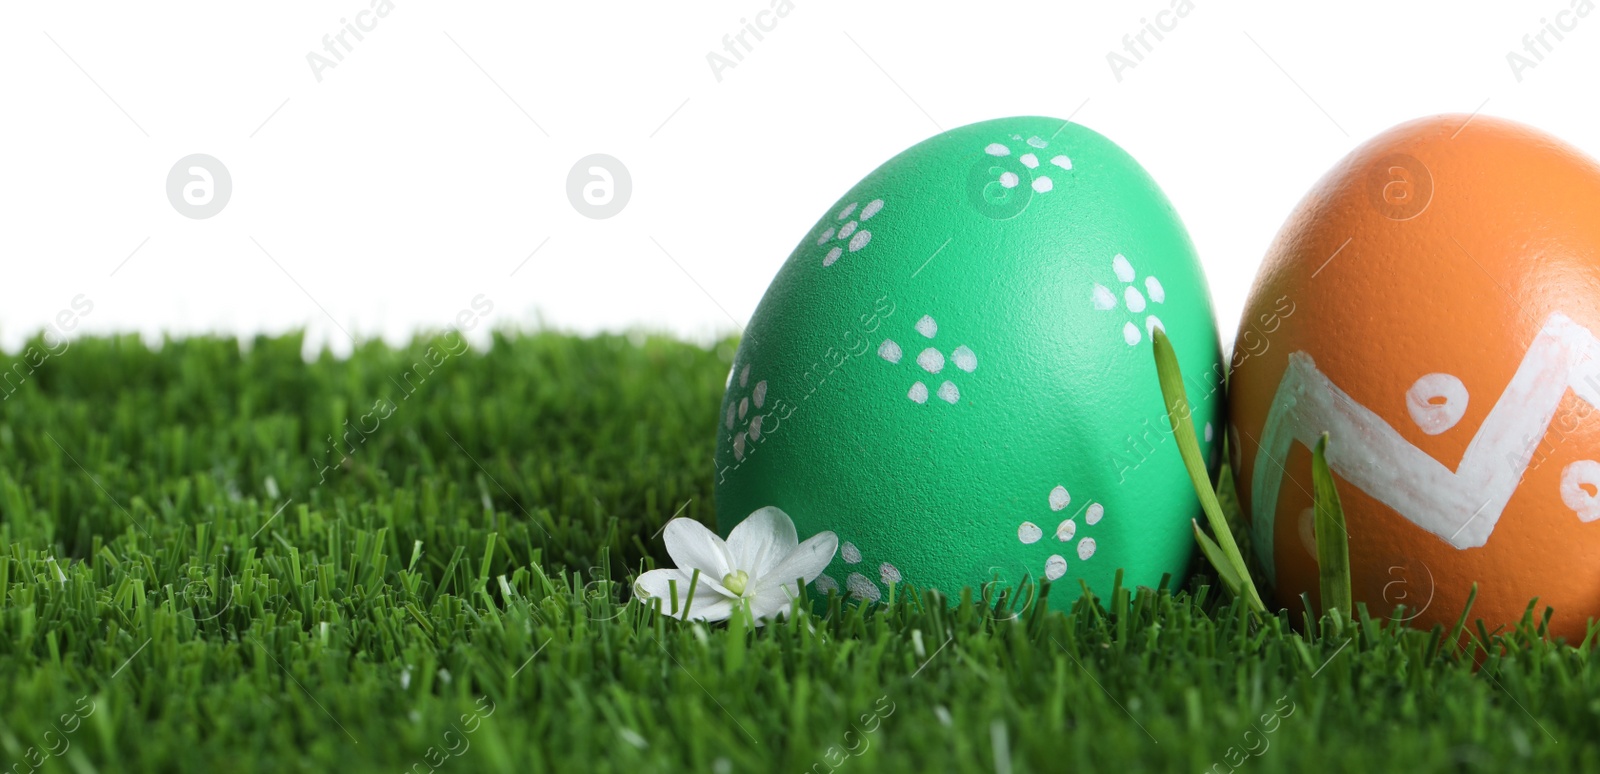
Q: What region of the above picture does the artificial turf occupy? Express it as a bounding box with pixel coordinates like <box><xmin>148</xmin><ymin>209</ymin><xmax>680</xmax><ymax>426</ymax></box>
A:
<box><xmin>1</xmin><ymin>330</ymin><xmax>1597</xmax><ymax>772</ymax></box>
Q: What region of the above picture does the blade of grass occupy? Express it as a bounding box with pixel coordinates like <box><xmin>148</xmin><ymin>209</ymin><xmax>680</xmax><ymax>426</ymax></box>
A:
<box><xmin>1151</xmin><ymin>328</ymin><xmax>1266</xmax><ymax>614</ymax></box>
<box><xmin>1311</xmin><ymin>433</ymin><xmax>1352</xmax><ymax>618</ymax></box>
<box><xmin>1193</xmin><ymin>520</ymin><xmax>1243</xmax><ymax>597</ymax></box>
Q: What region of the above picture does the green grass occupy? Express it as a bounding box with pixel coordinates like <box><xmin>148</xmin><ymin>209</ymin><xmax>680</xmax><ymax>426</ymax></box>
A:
<box><xmin>1</xmin><ymin>330</ymin><xmax>1598</xmax><ymax>772</ymax></box>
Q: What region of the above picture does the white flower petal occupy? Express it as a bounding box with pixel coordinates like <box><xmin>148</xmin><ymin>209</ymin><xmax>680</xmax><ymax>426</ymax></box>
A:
<box><xmin>681</xmin><ymin>595</ymin><xmax>737</xmax><ymax>622</ymax></box>
<box><xmin>745</xmin><ymin>581</ymin><xmax>800</xmax><ymax>624</ymax></box>
<box><xmin>754</xmin><ymin>531</ymin><xmax>839</xmax><ymax>595</ymax></box>
<box><xmin>633</xmin><ymin>568</ymin><xmax>736</xmax><ymax>621</ymax></box>
<box><xmin>634</xmin><ymin>567</ymin><xmax>734</xmax><ymax>604</ymax></box>
<box><xmin>633</xmin><ymin>567</ymin><xmax>689</xmax><ymax>603</ymax></box>
<box><xmin>725</xmin><ymin>506</ymin><xmax>799</xmax><ymax>573</ymax></box>
<box><xmin>662</xmin><ymin>518</ymin><xmax>734</xmax><ymax>579</ymax></box>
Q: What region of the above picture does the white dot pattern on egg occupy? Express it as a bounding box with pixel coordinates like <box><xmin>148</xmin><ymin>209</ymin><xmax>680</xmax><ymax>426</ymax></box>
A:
<box><xmin>1015</xmin><ymin>485</ymin><xmax>1107</xmax><ymax>580</ymax></box>
<box><xmin>815</xmin><ymin>575</ymin><xmax>839</xmax><ymax>594</ymax></box>
<box><xmin>1045</xmin><ymin>555</ymin><xmax>1068</xmax><ymax>580</ymax></box>
<box><xmin>817</xmin><ymin>199</ymin><xmax>883</xmax><ymax>267</ymax></box>
<box><xmin>1096</xmin><ymin>253</ymin><xmax>1168</xmax><ymax>348</ymax></box>
<box><xmin>842</xmin><ymin>541</ymin><xmax>862</xmax><ymax>564</ymax></box>
<box><xmin>1405</xmin><ymin>373</ymin><xmax>1470</xmax><ymax>436</ymax></box>
<box><xmin>825</xmin><ymin>534</ymin><xmax>902</xmax><ymax>601</ymax></box>
<box><xmin>1560</xmin><ymin>460</ymin><xmax>1600</xmax><ymax>522</ymax></box>
<box><xmin>1125</xmin><ymin>286</ymin><xmax>1146</xmax><ymax>313</ymax></box>
<box><xmin>721</xmin><ymin>362</ymin><xmax>774</xmax><ymax>466</ymax></box>
<box><xmin>820</xmin><ymin>537</ymin><xmax>897</xmax><ymax>602</ymax></box>
<box><xmin>1049</xmin><ymin>486</ymin><xmax>1070</xmax><ymax>511</ymax></box>
<box><xmin>882</xmin><ymin>314</ymin><xmax>976</xmax><ymax>406</ymax></box>
<box><xmin>951</xmin><ymin>346</ymin><xmax>977</xmax><ymax>373</ymax></box>
<box><xmin>846</xmin><ymin>572</ymin><xmax>881</xmax><ymax>602</ymax></box>
<box><xmin>982</xmin><ymin>136</ymin><xmax>1071</xmax><ymax>202</ymax></box>
<box><xmin>1113</xmin><ymin>255</ymin><xmax>1135</xmax><ymax>283</ymax></box>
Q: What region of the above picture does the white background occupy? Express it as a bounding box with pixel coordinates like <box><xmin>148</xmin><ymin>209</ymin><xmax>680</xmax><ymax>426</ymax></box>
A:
<box><xmin>2</xmin><ymin>2</ymin><xmax>1595</xmax><ymax>354</ymax></box>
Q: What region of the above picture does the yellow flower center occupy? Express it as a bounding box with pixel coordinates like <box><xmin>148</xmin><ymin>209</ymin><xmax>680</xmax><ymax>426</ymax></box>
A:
<box><xmin>721</xmin><ymin>569</ymin><xmax>750</xmax><ymax>596</ymax></box>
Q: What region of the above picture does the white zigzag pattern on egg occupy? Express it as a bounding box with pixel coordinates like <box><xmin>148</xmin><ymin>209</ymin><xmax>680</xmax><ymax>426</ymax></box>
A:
<box><xmin>1251</xmin><ymin>311</ymin><xmax>1600</xmax><ymax>586</ymax></box>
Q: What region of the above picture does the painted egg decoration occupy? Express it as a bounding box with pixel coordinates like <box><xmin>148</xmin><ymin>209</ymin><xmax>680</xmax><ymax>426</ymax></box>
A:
<box><xmin>1229</xmin><ymin>115</ymin><xmax>1600</xmax><ymax>639</ymax></box>
<box><xmin>715</xmin><ymin>116</ymin><xmax>1225</xmax><ymax>610</ymax></box>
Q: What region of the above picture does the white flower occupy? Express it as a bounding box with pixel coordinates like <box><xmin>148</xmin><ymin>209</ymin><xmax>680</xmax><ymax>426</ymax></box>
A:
<box><xmin>634</xmin><ymin>507</ymin><xmax>838</xmax><ymax>624</ymax></box>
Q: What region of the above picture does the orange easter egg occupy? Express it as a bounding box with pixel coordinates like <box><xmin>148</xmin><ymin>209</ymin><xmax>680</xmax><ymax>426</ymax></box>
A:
<box><xmin>1230</xmin><ymin>115</ymin><xmax>1600</xmax><ymax>640</ymax></box>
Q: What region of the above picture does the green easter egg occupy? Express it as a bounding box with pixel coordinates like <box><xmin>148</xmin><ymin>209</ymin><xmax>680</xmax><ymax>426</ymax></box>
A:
<box><xmin>715</xmin><ymin>116</ymin><xmax>1224</xmax><ymax>610</ymax></box>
